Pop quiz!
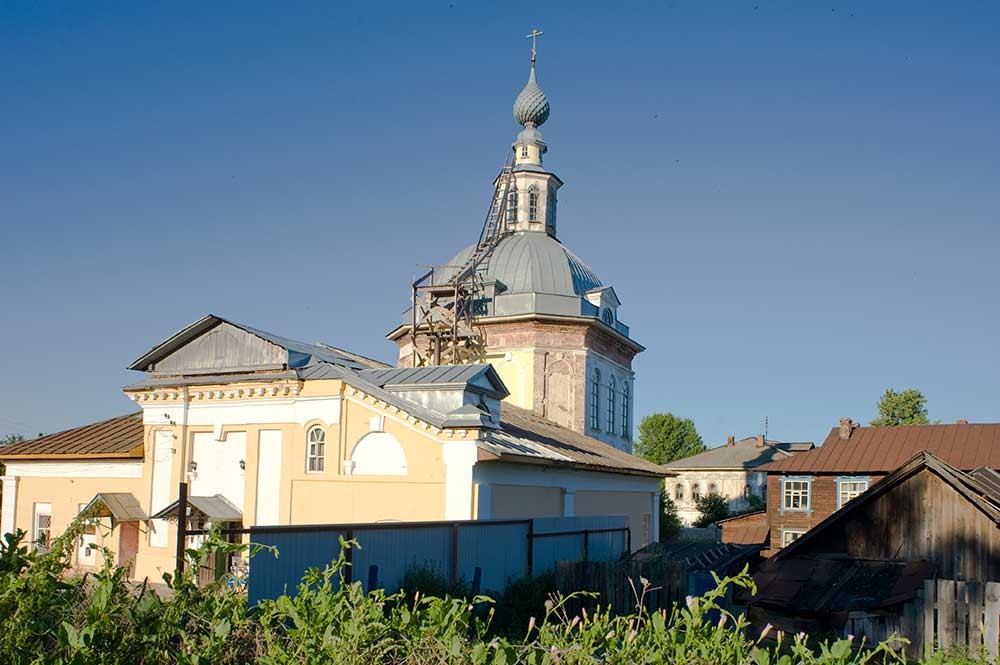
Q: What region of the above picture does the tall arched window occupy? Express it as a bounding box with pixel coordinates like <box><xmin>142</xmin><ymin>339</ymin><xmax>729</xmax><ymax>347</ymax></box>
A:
<box><xmin>307</xmin><ymin>426</ymin><xmax>326</xmax><ymax>472</ymax></box>
<box><xmin>743</xmin><ymin>484</ymin><xmax>752</xmax><ymax>499</ymax></box>
<box><xmin>709</xmin><ymin>482</ymin><xmax>719</xmax><ymax>496</ymax></box>
<box><xmin>692</xmin><ymin>483</ymin><xmax>701</xmax><ymax>500</ymax></box>
<box><xmin>528</xmin><ymin>185</ymin><xmax>539</xmax><ymax>222</ymax></box>
<box><xmin>674</xmin><ymin>483</ymin><xmax>684</xmax><ymax>501</ymax></box>
<box><xmin>506</xmin><ymin>185</ymin><xmax>518</xmax><ymax>224</ymax></box>
<box><xmin>590</xmin><ymin>368</ymin><xmax>601</xmax><ymax>430</ymax></box>
<box><xmin>607</xmin><ymin>376</ymin><xmax>616</xmax><ymax>434</ymax></box>
<box><xmin>621</xmin><ymin>383</ymin><xmax>630</xmax><ymax>438</ymax></box>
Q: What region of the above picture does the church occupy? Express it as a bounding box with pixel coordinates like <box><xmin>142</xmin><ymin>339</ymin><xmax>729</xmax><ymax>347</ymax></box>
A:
<box><xmin>0</xmin><ymin>41</ymin><xmax>664</xmax><ymax>582</ymax></box>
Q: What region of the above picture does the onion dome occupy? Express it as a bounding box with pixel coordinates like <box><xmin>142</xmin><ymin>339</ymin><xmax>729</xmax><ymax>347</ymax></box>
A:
<box><xmin>513</xmin><ymin>64</ymin><xmax>550</xmax><ymax>128</ymax></box>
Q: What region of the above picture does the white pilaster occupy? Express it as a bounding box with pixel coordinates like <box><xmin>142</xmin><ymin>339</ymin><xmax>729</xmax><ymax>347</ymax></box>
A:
<box><xmin>442</xmin><ymin>441</ymin><xmax>478</xmax><ymax>521</ymax></box>
<box><xmin>1</xmin><ymin>475</ymin><xmax>17</xmax><ymax>537</ymax></box>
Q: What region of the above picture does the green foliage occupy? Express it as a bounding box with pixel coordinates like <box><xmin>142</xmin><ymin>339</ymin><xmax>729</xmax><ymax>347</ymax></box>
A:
<box><xmin>659</xmin><ymin>494</ymin><xmax>683</xmax><ymax>542</ymax></box>
<box><xmin>694</xmin><ymin>492</ymin><xmax>731</xmax><ymax>528</ymax></box>
<box><xmin>399</xmin><ymin>561</ymin><xmax>468</xmax><ymax>602</ymax></box>
<box><xmin>871</xmin><ymin>388</ymin><xmax>931</xmax><ymax>426</ymax></box>
<box><xmin>0</xmin><ymin>513</ymin><xmax>991</xmax><ymax>664</ymax></box>
<box><xmin>489</xmin><ymin>572</ymin><xmax>555</xmax><ymax>638</ymax></box>
<box><xmin>0</xmin><ymin>433</ymin><xmax>25</xmax><ymax>446</ymax></box>
<box><xmin>633</xmin><ymin>412</ymin><xmax>705</xmax><ymax>465</ymax></box>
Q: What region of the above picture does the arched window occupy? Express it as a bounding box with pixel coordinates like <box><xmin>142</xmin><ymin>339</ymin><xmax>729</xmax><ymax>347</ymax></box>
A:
<box><xmin>307</xmin><ymin>426</ymin><xmax>326</xmax><ymax>472</ymax></box>
<box><xmin>743</xmin><ymin>484</ymin><xmax>752</xmax><ymax>499</ymax></box>
<box><xmin>520</xmin><ymin>145</ymin><xmax>529</xmax><ymax>159</ymax></box>
<box><xmin>621</xmin><ymin>383</ymin><xmax>630</xmax><ymax>438</ymax></box>
<box><xmin>760</xmin><ymin>481</ymin><xmax>767</xmax><ymax>499</ymax></box>
<box><xmin>590</xmin><ymin>369</ymin><xmax>601</xmax><ymax>430</ymax></box>
<box><xmin>602</xmin><ymin>309</ymin><xmax>614</xmax><ymax>327</ymax></box>
<box><xmin>674</xmin><ymin>483</ymin><xmax>684</xmax><ymax>501</ymax></box>
<box><xmin>506</xmin><ymin>185</ymin><xmax>518</xmax><ymax>225</ymax></box>
<box><xmin>692</xmin><ymin>483</ymin><xmax>701</xmax><ymax>500</ymax></box>
<box><xmin>528</xmin><ymin>185</ymin><xmax>539</xmax><ymax>222</ymax></box>
<box><xmin>607</xmin><ymin>376</ymin><xmax>616</xmax><ymax>434</ymax></box>
<box><xmin>709</xmin><ymin>482</ymin><xmax>719</xmax><ymax>495</ymax></box>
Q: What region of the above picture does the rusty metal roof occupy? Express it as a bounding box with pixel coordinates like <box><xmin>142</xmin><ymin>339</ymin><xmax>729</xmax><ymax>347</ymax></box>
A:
<box><xmin>0</xmin><ymin>413</ymin><xmax>143</xmax><ymax>460</ymax></box>
<box><xmin>758</xmin><ymin>423</ymin><xmax>1000</xmax><ymax>474</ymax></box>
<box><xmin>486</xmin><ymin>403</ymin><xmax>666</xmax><ymax>477</ymax></box>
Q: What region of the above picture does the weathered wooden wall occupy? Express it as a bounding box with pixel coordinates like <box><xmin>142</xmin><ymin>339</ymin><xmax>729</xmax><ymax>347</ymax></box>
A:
<box><xmin>792</xmin><ymin>469</ymin><xmax>1000</xmax><ymax>582</ymax></box>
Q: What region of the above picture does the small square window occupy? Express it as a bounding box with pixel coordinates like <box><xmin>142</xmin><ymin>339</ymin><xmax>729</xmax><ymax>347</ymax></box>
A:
<box><xmin>781</xmin><ymin>529</ymin><xmax>805</xmax><ymax>547</ymax></box>
<box><xmin>782</xmin><ymin>478</ymin><xmax>811</xmax><ymax>511</ymax></box>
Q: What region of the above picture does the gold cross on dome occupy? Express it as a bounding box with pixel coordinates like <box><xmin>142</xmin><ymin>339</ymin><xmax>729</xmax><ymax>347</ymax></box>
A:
<box><xmin>526</xmin><ymin>29</ymin><xmax>543</xmax><ymax>63</ymax></box>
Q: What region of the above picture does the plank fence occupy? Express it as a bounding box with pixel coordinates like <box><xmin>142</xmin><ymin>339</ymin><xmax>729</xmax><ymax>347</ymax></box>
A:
<box><xmin>554</xmin><ymin>558</ymin><xmax>688</xmax><ymax>617</ymax></box>
<box><xmin>844</xmin><ymin>579</ymin><xmax>1000</xmax><ymax>662</ymax></box>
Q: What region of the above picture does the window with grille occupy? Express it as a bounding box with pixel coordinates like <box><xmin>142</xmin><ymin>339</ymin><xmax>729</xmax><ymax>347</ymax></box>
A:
<box><xmin>506</xmin><ymin>186</ymin><xmax>518</xmax><ymax>224</ymax></box>
<box><xmin>621</xmin><ymin>383</ymin><xmax>630</xmax><ymax>438</ymax></box>
<box><xmin>782</xmin><ymin>478</ymin><xmax>811</xmax><ymax>511</ymax></box>
<box><xmin>34</xmin><ymin>504</ymin><xmax>52</xmax><ymax>554</ymax></box>
<box><xmin>607</xmin><ymin>376</ymin><xmax>616</xmax><ymax>434</ymax></box>
<box><xmin>307</xmin><ymin>426</ymin><xmax>326</xmax><ymax>472</ymax></box>
<box><xmin>590</xmin><ymin>369</ymin><xmax>601</xmax><ymax>430</ymax></box>
<box><xmin>781</xmin><ymin>529</ymin><xmax>806</xmax><ymax>547</ymax></box>
<box><xmin>528</xmin><ymin>185</ymin><xmax>539</xmax><ymax>222</ymax></box>
<box><xmin>837</xmin><ymin>478</ymin><xmax>869</xmax><ymax>508</ymax></box>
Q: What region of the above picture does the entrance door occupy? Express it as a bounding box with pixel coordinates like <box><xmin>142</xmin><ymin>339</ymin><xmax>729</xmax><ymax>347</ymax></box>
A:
<box><xmin>118</xmin><ymin>522</ymin><xmax>139</xmax><ymax>577</ymax></box>
<box><xmin>191</xmin><ymin>431</ymin><xmax>247</xmax><ymax>510</ymax></box>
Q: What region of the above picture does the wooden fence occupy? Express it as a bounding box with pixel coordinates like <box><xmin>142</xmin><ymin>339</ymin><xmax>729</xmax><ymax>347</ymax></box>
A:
<box><xmin>554</xmin><ymin>558</ymin><xmax>688</xmax><ymax>617</ymax></box>
<box><xmin>844</xmin><ymin>579</ymin><xmax>1000</xmax><ymax>662</ymax></box>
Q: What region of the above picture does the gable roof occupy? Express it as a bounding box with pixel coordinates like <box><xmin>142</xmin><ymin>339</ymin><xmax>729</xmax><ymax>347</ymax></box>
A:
<box><xmin>359</xmin><ymin>364</ymin><xmax>509</xmax><ymax>398</ymax></box>
<box><xmin>773</xmin><ymin>451</ymin><xmax>1000</xmax><ymax>562</ymax></box>
<box><xmin>758</xmin><ymin>423</ymin><xmax>1000</xmax><ymax>474</ymax></box>
<box><xmin>663</xmin><ymin>437</ymin><xmax>814</xmax><ymax>471</ymax></box>
<box><xmin>82</xmin><ymin>493</ymin><xmax>148</xmax><ymax>523</ymax></box>
<box><xmin>0</xmin><ymin>413</ymin><xmax>143</xmax><ymax>460</ymax></box>
<box><xmin>128</xmin><ymin>314</ymin><xmax>386</xmax><ymax>373</ymax></box>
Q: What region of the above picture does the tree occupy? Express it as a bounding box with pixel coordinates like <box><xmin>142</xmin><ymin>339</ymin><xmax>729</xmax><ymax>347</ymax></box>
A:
<box><xmin>693</xmin><ymin>492</ymin><xmax>729</xmax><ymax>528</ymax></box>
<box><xmin>870</xmin><ymin>388</ymin><xmax>930</xmax><ymax>427</ymax></box>
<box><xmin>659</xmin><ymin>494</ymin><xmax>682</xmax><ymax>542</ymax></box>
<box><xmin>1</xmin><ymin>433</ymin><xmax>25</xmax><ymax>447</ymax></box>
<box><xmin>633</xmin><ymin>413</ymin><xmax>704</xmax><ymax>465</ymax></box>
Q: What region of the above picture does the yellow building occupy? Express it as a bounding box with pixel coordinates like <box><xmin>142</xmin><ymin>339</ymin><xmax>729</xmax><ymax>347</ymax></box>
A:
<box><xmin>0</xmin><ymin>315</ymin><xmax>663</xmax><ymax>581</ymax></box>
<box><xmin>0</xmin><ymin>43</ymin><xmax>666</xmax><ymax>582</ymax></box>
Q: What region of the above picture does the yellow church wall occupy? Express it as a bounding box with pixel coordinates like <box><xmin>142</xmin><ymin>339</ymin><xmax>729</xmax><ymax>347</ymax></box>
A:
<box><xmin>575</xmin><ymin>490</ymin><xmax>655</xmax><ymax>551</ymax></box>
<box><xmin>290</xmin><ymin>480</ymin><xmax>446</xmax><ymax>524</ymax></box>
<box><xmin>484</xmin><ymin>349</ymin><xmax>535</xmax><ymax>411</ymax></box>
<box><xmin>489</xmin><ymin>484</ymin><xmax>563</xmax><ymax>518</ymax></box>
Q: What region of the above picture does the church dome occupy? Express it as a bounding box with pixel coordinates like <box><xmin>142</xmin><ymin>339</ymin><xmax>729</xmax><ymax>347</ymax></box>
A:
<box><xmin>513</xmin><ymin>65</ymin><xmax>550</xmax><ymax>128</ymax></box>
<box><xmin>443</xmin><ymin>232</ymin><xmax>601</xmax><ymax>297</ymax></box>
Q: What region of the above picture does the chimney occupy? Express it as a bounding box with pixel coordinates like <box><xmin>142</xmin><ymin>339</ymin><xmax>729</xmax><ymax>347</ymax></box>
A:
<box><xmin>756</xmin><ymin>434</ymin><xmax>765</xmax><ymax>448</ymax></box>
<box><xmin>839</xmin><ymin>418</ymin><xmax>854</xmax><ymax>440</ymax></box>
<box><xmin>955</xmin><ymin>419</ymin><xmax>969</xmax><ymax>425</ymax></box>
<box><xmin>727</xmin><ymin>435</ymin><xmax>736</xmax><ymax>447</ymax></box>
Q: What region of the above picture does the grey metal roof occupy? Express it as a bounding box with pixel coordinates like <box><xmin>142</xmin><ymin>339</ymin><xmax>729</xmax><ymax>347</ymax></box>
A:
<box><xmin>513</xmin><ymin>63</ymin><xmax>550</xmax><ymax>128</ymax></box>
<box><xmin>358</xmin><ymin>364</ymin><xmax>508</xmax><ymax>397</ymax></box>
<box><xmin>128</xmin><ymin>315</ymin><xmax>384</xmax><ymax>372</ymax></box>
<box><xmin>82</xmin><ymin>493</ymin><xmax>148</xmax><ymax>523</ymax></box>
<box><xmin>663</xmin><ymin>437</ymin><xmax>815</xmax><ymax>471</ymax></box>
<box><xmin>442</xmin><ymin>232</ymin><xmax>601</xmax><ymax>298</ymax></box>
<box><xmin>152</xmin><ymin>494</ymin><xmax>243</xmax><ymax>522</ymax></box>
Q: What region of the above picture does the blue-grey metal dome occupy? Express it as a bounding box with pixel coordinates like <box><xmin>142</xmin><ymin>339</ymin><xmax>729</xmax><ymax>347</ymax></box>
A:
<box><xmin>442</xmin><ymin>232</ymin><xmax>600</xmax><ymax>297</ymax></box>
<box><xmin>513</xmin><ymin>65</ymin><xmax>550</xmax><ymax>128</ymax></box>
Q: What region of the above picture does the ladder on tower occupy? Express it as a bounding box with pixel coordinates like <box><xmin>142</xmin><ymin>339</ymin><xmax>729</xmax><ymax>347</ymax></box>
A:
<box><xmin>409</xmin><ymin>155</ymin><xmax>517</xmax><ymax>366</ymax></box>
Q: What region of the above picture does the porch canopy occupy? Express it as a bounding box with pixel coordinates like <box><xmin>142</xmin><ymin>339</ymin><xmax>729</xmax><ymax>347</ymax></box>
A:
<box><xmin>152</xmin><ymin>494</ymin><xmax>242</xmax><ymax>524</ymax></box>
<box><xmin>80</xmin><ymin>493</ymin><xmax>148</xmax><ymax>527</ymax></box>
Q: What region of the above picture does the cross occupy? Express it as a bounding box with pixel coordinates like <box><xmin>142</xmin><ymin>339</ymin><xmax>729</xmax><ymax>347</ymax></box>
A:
<box><xmin>526</xmin><ymin>29</ymin><xmax>543</xmax><ymax>64</ymax></box>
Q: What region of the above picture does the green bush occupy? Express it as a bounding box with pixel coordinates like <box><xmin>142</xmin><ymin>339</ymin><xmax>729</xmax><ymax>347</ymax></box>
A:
<box><xmin>659</xmin><ymin>495</ymin><xmax>683</xmax><ymax>541</ymax></box>
<box><xmin>399</xmin><ymin>561</ymin><xmax>468</xmax><ymax>602</ymax></box>
<box><xmin>694</xmin><ymin>491</ymin><xmax>730</xmax><ymax>527</ymax></box>
<box><xmin>0</xmin><ymin>513</ymin><xmax>992</xmax><ymax>664</ymax></box>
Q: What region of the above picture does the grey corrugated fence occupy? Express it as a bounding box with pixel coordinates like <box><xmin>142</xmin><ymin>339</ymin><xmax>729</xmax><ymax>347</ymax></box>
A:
<box><xmin>246</xmin><ymin>515</ymin><xmax>628</xmax><ymax>606</ymax></box>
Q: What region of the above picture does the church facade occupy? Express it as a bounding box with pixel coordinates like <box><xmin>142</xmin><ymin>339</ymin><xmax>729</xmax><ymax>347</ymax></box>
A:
<box><xmin>0</xmin><ymin>47</ymin><xmax>665</xmax><ymax>582</ymax></box>
<box><xmin>388</xmin><ymin>53</ymin><xmax>642</xmax><ymax>452</ymax></box>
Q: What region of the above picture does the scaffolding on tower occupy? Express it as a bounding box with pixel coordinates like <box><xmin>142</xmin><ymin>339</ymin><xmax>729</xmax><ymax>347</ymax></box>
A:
<box><xmin>408</xmin><ymin>155</ymin><xmax>516</xmax><ymax>366</ymax></box>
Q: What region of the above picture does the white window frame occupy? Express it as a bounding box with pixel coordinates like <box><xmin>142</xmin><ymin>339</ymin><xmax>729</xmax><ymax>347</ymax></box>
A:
<box><xmin>306</xmin><ymin>426</ymin><xmax>326</xmax><ymax>473</ymax></box>
<box><xmin>674</xmin><ymin>483</ymin><xmax>684</xmax><ymax>501</ymax></box>
<box><xmin>520</xmin><ymin>145</ymin><xmax>529</xmax><ymax>159</ymax></box>
<box><xmin>33</xmin><ymin>502</ymin><xmax>52</xmax><ymax>554</ymax></box>
<box><xmin>836</xmin><ymin>476</ymin><xmax>870</xmax><ymax>509</ymax></box>
<box><xmin>528</xmin><ymin>185</ymin><xmax>539</xmax><ymax>222</ymax></box>
<box><xmin>781</xmin><ymin>528</ymin><xmax>806</xmax><ymax>547</ymax></box>
<box><xmin>781</xmin><ymin>476</ymin><xmax>812</xmax><ymax>512</ymax></box>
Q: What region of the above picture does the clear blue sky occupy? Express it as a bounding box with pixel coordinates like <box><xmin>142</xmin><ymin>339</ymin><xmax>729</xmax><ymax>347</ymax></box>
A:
<box><xmin>2</xmin><ymin>1</ymin><xmax>998</xmax><ymax>447</ymax></box>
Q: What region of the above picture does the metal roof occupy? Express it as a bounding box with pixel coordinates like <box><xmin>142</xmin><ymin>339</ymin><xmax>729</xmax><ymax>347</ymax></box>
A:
<box><xmin>358</xmin><ymin>364</ymin><xmax>508</xmax><ymax>397</ymax></box>
<box><xmin>152</xmin><ymin>494</ymin><xmax>243</xmax><ymax>522</ymax></box>
<box><xmin>442</xmin><ymin>232</ymin><xmax>601</xmax><ymax>298</ymax></box>
<box><xmin>759</xmin><ymin>423</ymin><xmax>1000</xmax><ymax>474</ymax></box>
<box><xmin>128</xmin><ymin>315</ymin><xmax>385</xmax><ymax>372</ymax></box>
<box><xmin>663</xmin><ymin>437</ymin><xmax>814</xmax><ymax>471</ymax></box>
<box><xmin>82</xmin><ymin>493</ymin><xmax>148</xmax><ymax>523</ymax></box>
<box><xmin>0</xmin><ymin>413</ymin><xmax>143</xmax><ymax>460</ymax></box>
